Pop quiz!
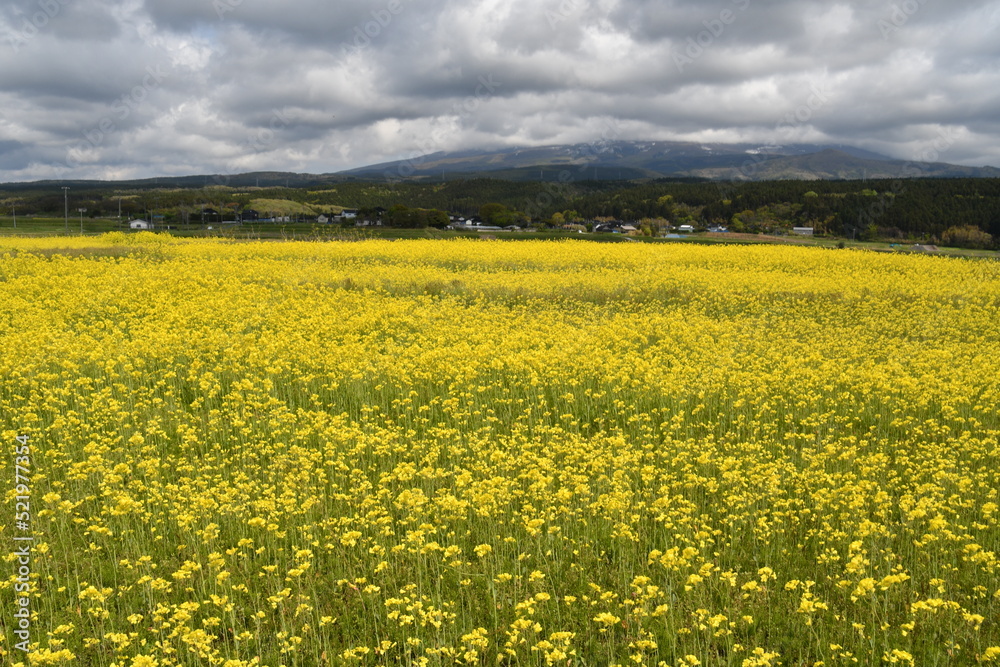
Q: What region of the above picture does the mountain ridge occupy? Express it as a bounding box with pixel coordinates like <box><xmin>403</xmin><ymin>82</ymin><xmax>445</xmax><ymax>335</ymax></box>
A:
<box><xmin>3</xmin><ymin>142</ymin><xmax>999</xmax><ymax>189</ymax></box>
<box><xmin>341</xmin><ymin>141</ymin><xmax>1000</xmax><ymax>182</ymax></box>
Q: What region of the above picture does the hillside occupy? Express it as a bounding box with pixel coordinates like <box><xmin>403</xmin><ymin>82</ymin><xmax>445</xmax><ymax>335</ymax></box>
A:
<box><xmin>339</xmin><ymin>141</ymin><xmax>1000</xmax><ymax>182</ymax></box>
<box><xmin>683</xmin><ymin>149</ymin><xmax>1000</xmax><ymax>181</ymax></box>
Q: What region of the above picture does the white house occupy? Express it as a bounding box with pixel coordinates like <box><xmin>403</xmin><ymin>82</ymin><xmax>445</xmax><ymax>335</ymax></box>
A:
<box><xmin>792</xmin><ymin>227</ymin><xmax>814</xmax><ymax>236</ymax></box>
<box><xmin>129</xmin><ymin>220</ymin><xmax>151</xmax><ymax>230</ymax></box>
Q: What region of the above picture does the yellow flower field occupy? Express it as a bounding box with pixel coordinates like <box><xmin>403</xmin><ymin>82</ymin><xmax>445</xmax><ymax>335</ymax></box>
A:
<box><xmin>1</xmin><ymin>234</ymin><xmax>998</xmax><ymax>666</ymax></box>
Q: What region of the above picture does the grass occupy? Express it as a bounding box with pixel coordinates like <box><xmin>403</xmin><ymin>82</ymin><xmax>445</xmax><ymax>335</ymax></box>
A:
<box><xmin>1</xmin><ymin>217</ymin><xmax>997</xmax><ymax>260</ymax></box>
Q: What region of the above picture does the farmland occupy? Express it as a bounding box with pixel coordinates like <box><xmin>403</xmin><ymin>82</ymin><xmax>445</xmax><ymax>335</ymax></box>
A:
<box><xmin>1</xmin><ymin>234</ymin><xmax>998</xmax><ymax>665</ymax></box>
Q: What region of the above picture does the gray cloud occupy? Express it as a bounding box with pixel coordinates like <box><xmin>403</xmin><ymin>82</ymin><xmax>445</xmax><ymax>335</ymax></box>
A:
<box><xmin>0</xmin><ymin>0</ymin><xmax>998</xmax><ymax>181</ymax></box>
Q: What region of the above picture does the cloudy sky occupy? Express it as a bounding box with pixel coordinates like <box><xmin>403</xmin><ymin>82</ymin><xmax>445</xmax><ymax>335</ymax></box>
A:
<box><xmin>1</xmin><ymin>0</ymin><xmax>999</xmax><ymax>182</ymax></box>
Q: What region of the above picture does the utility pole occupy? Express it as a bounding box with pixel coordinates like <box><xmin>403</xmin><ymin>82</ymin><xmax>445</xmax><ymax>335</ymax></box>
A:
<box><xmin>78</xmin><ymin>208</ymin><xmax>87</xmax><ymax>235</ymax></box>
<box><xmin>11</xmin><ymin>205</ymin><xmax>15</xmax><ymax>229</ymax></box>
<box><xmin>62</xmin><ymin>187</ymin><xmax>69</xmax><ymax>233</ymax></box>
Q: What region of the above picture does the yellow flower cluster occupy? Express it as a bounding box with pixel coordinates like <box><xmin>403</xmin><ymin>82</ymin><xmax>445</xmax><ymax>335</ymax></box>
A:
<box><xmin>0</xmin><ymin>235</ymin><xmax>998</xmax><ymax>664</ymax></box>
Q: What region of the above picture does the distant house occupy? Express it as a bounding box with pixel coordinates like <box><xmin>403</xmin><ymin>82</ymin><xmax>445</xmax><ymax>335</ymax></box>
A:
<box><xmin>677</xmin><ymin>224</ymin><xmax>695</xmax><ymax>233</ymax></box>
<box><xmin>448</xmin><ymin>218</ymin><xmax>482</xmax><ymax>230</ymax></box>
<box><xmin>317</xmin><ymin>215</ymin><xmax>330</xmax><ymax>224</ymax></box>
<box><xmin>594</xmin><ymin>223</ymin><xmax>623</xmax><ymax>234</ymax></box>
<box><xmin>336</xmin><ymin>208</ymin><xmax>368</xmax><ymax>224</ymax></box>
<box><xmin>240</xmin><ymin>209</ymin><xmax>260</xmax><ymax>222</ymax></box>
<box><xmin>792</xmin><ymin>227</ymin><xmax>815</xmax><ymax>236</ymax></box>
<box><xmin>129</xmin><ymin>220</ymin><xmax>151</xmax><ymax>230</ymax></box>
<box><xmin>620</xmin><ymin>224</ymin><xmax>639</xmax><ymax>233</ymax></box>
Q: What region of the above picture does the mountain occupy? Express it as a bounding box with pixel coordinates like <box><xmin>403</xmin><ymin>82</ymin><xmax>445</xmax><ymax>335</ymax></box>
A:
<box><xmin>339</xmin><ymin>141</ymin><xmax>1000</xmax><ymax>182</ymax></box>
<box><xmin>0</xmin><ymin>171</ymin><xmax>347</xmax><ymax>191</ymax></box>
<box><xmin>684</xmin><ymin>149</ymin><xmax>1000</xmax><ymax>181</ymax></box>
<box><xmin>4</xmin><ymin>143</ymin><xmax>998</xmax><ymax>192</ymax></box>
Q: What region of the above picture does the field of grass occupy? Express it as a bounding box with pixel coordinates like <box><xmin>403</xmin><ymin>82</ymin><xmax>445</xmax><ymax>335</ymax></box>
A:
<box><xmin>0</xmin><ymin>217</ymin><xmax>124</xmax><ymax>236</ymax></box>
<box><xmin>1</xmin><ymin>234</ymin><xmax>998</xmax><ymax>666</ymax></box>
<box><xmin>2</xmin><ymin>217</ymin><xmax>997</xmax><ymax>258</ymax></box>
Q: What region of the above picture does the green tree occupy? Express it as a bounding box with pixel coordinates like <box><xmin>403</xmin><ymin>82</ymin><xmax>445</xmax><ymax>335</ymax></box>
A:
<box><xmin>479</xmin><ymin>203</ymin><xmax>509</xmax><ymax>225</ymax></box>
<box><xmin>426</xmin><ymin>210</ymin><xmax>450</xmax><ymax>229</ymax></box>
<box><xmin>387</xmin><ymin>204</ymin><xmax>415</xmax><ymax>227</ymax></box>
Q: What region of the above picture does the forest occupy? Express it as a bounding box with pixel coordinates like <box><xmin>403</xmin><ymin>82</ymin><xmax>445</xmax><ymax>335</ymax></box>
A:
<box><xmin>2</xmin><ymin>176</ymin><xmax>998</xmax><ymax>246</ymax></box>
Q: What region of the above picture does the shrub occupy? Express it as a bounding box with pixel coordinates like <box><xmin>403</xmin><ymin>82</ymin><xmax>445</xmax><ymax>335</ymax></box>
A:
<box><xmin>939</xmin><ymin>225</ymin><xmax>994</xmax><ymax>249</ymax></box>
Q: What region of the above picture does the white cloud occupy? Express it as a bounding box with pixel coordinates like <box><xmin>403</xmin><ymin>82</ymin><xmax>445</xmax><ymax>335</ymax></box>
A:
<box><xmin>0</xmin><ymin>0</ymin><xmax>999</xmax><ymax>181</ymax></box>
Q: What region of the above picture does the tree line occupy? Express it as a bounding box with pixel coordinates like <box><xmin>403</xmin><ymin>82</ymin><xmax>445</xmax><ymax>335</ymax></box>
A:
<box><xmin>3</xmin><ymin>177</ymin><xmax>998</xmax><ymax>246</ymax></box>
